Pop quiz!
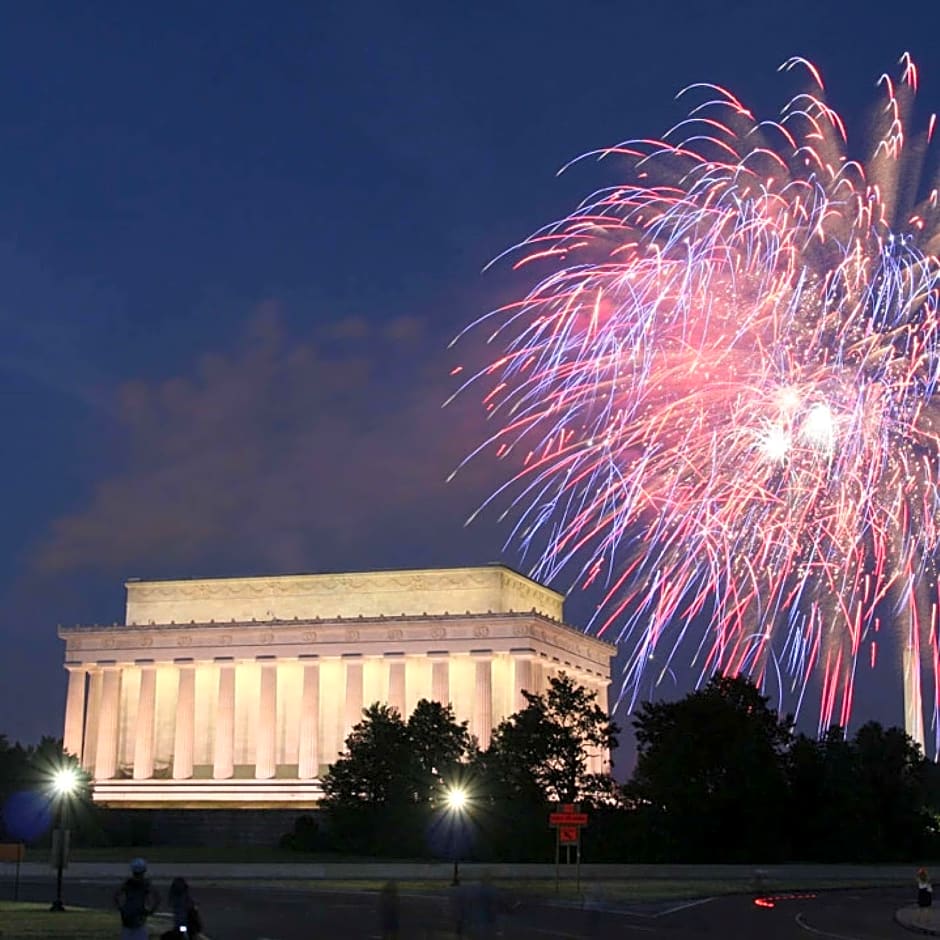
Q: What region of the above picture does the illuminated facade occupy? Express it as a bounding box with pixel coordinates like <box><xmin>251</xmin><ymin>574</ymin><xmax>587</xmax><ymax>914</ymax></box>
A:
<box><xmin>59</xmin><ymin>565</ymin><xmax>615</xmax><ymax>808</ymax></box>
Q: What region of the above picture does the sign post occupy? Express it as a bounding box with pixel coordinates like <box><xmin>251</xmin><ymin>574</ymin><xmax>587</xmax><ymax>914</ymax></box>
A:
<box><xmin>548</xmin><ymin>804</ymin><xmax>589</xmax><ymax>894</ymax></box>
<box><xmin>0</xmin><ymin>843</ymin><xmax>25</xmax><ymax>900</ymax></box>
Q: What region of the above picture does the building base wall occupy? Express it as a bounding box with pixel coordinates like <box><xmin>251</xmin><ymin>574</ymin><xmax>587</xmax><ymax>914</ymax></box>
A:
<box><xmin>97</xmin><ymin>808</ymin><xmax>313</xmax><ymax>848</ymax></box>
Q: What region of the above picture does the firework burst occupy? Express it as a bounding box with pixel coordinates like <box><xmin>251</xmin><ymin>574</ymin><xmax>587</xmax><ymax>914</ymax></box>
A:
<box><xmin>451</xmin><ymin>55</ymin><xmax>940</xmax><ymax>745</ymax></box>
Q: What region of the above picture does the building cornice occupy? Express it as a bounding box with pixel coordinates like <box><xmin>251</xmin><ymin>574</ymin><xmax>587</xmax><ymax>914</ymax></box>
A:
<box><xmin>58</xmin><ymin>610</ymin><xmax>615</xmax><ymax>672</ymax></box>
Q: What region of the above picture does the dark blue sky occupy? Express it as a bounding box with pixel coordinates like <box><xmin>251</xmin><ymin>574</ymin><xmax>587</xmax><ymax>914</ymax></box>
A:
<box><xmin>1</xmin><ymin>2</ymin><xmax>937</xmax><ymax>745</ymax></box>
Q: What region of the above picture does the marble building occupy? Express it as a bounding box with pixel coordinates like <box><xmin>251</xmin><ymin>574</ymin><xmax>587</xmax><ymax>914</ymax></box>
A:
<box><xmin>59</xmin><ymin>565</ymin><xmax>616</xmax><ymax>808</ymax></box>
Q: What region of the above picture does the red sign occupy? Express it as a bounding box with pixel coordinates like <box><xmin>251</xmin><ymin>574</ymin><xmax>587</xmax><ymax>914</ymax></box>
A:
<box><xmin>558</xmin><ymin>826</ymin><xmax>580</xmax><ymax>845</ymax></box>
<box><xmin>549</xmin><ymin>803</ymin><xmax>590</xmax><ymax>827</ymax></box>
<box><xmin>549</xmin><ymin>811</ymin><xmax>589</xmax><ymax>826</ymax></box>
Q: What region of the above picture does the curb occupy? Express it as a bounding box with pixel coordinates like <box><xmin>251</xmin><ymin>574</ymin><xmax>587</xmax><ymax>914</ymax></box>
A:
<box><xmin>896</xmin><ymin>906</ymin><xmax>940</xmax><ymax>936</ymax></box>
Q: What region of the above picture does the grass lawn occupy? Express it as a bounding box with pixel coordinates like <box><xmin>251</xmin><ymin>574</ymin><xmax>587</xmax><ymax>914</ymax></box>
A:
<box><xmin>0</xmin><ymin>900</ymin><xmax>118</xmax><ymax>938</ymax></box>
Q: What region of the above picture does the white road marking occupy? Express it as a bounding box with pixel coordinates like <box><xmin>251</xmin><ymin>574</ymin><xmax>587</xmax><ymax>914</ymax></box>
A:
<box><xmin>654</xmin><ymin>896</ymin><xmax>718</xmax><ymax>916</ymax></box>
<box><xmin>794</xmin><ymin>911</ymin><xmax>865</xmax><ymax>940</ymax></box>
<box><xmin>529</xmin><ymin>923</ymin><xmax>655</xmax><ymax>936</ymax></box>
<box><xmin>585</xmin><ymin>895</ymin><xmax>717</xmax><ymax>919</ymax></box>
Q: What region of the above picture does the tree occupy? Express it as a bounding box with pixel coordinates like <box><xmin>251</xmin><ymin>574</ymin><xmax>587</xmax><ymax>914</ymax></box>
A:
<box><xmin>485</xmin><ymin>673</ymin><xmax>619</xmax><ymax>804</ymax></box>
<box><xmin>319</xmin><ymin>700</ymin><xmax>478</xmax><ymax>855</ymax></box>
<box><xmin>784</xmin><ymin>721</ymin><xmax>932</xmax><ymax>862</ymax></box>
<box><xmin>321</xmin><ymin>703</ymin><xmax>411</xmax><ymax>810</ymax></box>
<box><xmin>786</xmin><ymin>726</ymin><xmax>864</xmax><ymax>861</ymax></box>
<box><xmin>405</xmin><ymin>699</ymin><xmax>475</xmax><ymax>804</ymax></box>
<box><xmin>852</xmin><ymin>721</ymin><xmax>929</xmax><ymax>860</ymax></box>
<box><xmin>626</xmin><ymin>674</ymin><xmax>792</xmax><ymax>861</ymax></box>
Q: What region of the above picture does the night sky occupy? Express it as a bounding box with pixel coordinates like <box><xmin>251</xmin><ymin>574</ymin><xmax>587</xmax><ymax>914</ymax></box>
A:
<box><xmin>1</xmin><ymin>2</ymin><xmax>938</xmax><ymax>751</ymax></box>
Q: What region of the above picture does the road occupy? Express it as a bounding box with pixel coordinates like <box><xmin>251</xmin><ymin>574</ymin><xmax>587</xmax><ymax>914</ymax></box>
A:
<box><xmin>6</xmin><ymin>877</ymin><xmax>922</xmax><ymax>939</ymax></box>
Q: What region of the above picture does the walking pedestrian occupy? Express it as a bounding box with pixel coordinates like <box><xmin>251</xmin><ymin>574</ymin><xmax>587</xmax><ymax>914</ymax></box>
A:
<box><xmin>114</xmin><ymin>858</ymin><xmax>160</xmax><ymax>940</ymax></box>
<box><xmin>379</xmin><ymin>880</ymin><xmax>400</xmax><ymax>940</ymax></box>
<box><xmin>162</xmin><ymin>876</ymin><xmax>203</xmax><ymax>938</ymax></box>
<box><xmin>918</xmin><ymin>868</ymin><xmax>933</xmax><ymax>908</ymax></box>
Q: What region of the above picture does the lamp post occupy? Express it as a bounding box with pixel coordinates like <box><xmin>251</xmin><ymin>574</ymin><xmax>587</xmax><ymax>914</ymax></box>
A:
<box><xmin>50</xmin><ymin>766</ymin><xmax>80</xmax><ymax>912</ymax></box>
<box><xmin>446</xmin><ymin>786</ymin><xmax>468</xmax><ymax>887</ymax></box>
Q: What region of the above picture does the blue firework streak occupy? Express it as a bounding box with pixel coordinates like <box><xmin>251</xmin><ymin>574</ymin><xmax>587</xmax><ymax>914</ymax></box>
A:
<box><xmin>451</xmin><ymin>54</ymin><xmax>940</xmax><ymax>743</ymax></box>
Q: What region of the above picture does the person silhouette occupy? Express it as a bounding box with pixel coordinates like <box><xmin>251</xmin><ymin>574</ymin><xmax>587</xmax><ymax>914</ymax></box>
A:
<box><xmin>379</xmin><ymin>880</ymin><xmax>400</xmax><ymax>940</ymax></box>
<box><xmin>114</xmin><ymin>858</ymin><xmax>160</xmax><ymax>940</ymax></box>
<box><xmin>918</xmin><ymin>868</ymin><xmax>933</xmax><ymax>909</ymax></box>
<box><xmin>162</xmin><ymin>876</ymin><xmax>203</xmax><ymax>938</ymax></box>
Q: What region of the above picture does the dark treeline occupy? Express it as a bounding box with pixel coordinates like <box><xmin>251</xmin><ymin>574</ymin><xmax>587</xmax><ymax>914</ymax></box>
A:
<box><xmin>302</xmin><ymin>673</ymin><xmax>940</xmax><ymax>862</ymax></box>
<box><xmin>3</xmin><ymin>674</ymin><xmax>939</xmax><ymax>862</ymax></box>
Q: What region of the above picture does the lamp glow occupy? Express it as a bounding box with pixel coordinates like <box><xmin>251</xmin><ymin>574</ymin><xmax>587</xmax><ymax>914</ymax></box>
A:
<box><xmin>446</xmin><ymin>787</ymin><xmax>467</xmax><ymax>811</ymax></box>
<box><xmin>52</xmin><ymin>767</ymin><xmax>80</xmax><ymax>797</ymax></box>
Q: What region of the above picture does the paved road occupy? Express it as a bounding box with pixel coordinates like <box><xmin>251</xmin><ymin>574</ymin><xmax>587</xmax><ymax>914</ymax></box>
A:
<box><xmin>7</xmin><ymin>878</ymin><xmax>922</xmax><ymax>939</ymax></box>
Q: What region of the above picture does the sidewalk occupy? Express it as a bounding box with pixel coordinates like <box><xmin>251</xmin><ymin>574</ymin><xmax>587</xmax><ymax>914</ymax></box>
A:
<box><xmin>0</xmin><ymin>861</ymin><xmax>928</xmax><ymax>882</ymax></box>
<box><xmin>897</xmin><ymin>905</ymin><xmax>940</xmax><ymax>935</ymax></box>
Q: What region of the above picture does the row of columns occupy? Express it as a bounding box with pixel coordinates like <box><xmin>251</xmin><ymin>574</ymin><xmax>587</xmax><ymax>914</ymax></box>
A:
<box><xmin>65</xmin><ymin>651</ymin><xmax>606</xmax><ymax>781</ymax></box>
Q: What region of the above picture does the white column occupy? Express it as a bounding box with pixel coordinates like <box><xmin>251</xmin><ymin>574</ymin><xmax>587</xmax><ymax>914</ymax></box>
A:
<box><xmin>255</xmin><ymin>658</ymin><xmax>278</xmax><ymax>780</ymax></box>
<box><xmin>94</xmin><ymin>665</ymin><xmax>122</xmax><ymax>780</ymax></box>
<box><xmin>431</xmin><ymin>654</ymin><xmax>450</xmax><ymax>705</ymax></box>
<box><xmin>387</xmin><ymin>657</ymin><xmax>406</xmax><ymax>715</ymax></box>
<box><xmin>344</xmin><ymin>657</ymin><xmax>363</xmax><ymax>740</ymax></box>
<box><xmin>298</xmin><ymin>657</ymin><xmax>320</xmax><ymax>779</ymax></box>
<box><xmin>472</xmin><ymin>653</ymin><xmax>493</xmax><ymax>750</ymax></box>
<box><xmin>596</xmin><ymin>680</ymin><xmax>611</xmax><ymax>774</ymax></box>
<box><xmin>133</xmin><ymin>663</ymin><xmax>157</xmax><ymax>780</ymax></box>
<box><xmin>62</xmin><ymin>666</ymin><xmax>86</xmax><ymax>760</ymax></box>
<box><xmin>82</xmin><ymin>669</ymin><xmax>103</xmax><ymax>772</ymax></box>
<box><xmin>532</xmin><ymin>658</ymin><xmax>545</xmax><ymax>696</ymax></box>
<box><xmin>172</xmin><ymin>662</ymin><xmax>196</xmax><ymax>780</ymax></box>
<box><xmin>513</xmin><ymin>654</ymin><xmax>534</xmax><ymax>710</ymax></box>
<box><xmin>543</xmin><ymin>665</ymin><xmax>555</xmax><ymax>690</ymax></box>
<box><xmin>213</xmin><ymin>659</ymin><xmax>236</xmax><ymax>780</ymax></box>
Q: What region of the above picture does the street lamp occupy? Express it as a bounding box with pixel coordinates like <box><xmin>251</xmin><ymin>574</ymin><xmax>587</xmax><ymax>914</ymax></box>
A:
<box><xmin>50</xmin><ymin>766</ymin><xmax>80</xmax><ymax>912</ymax></box>
<box><xmin>446</xmin><ymin>786</ymin><xmax>468</xmax><ymax>887</ymax></box>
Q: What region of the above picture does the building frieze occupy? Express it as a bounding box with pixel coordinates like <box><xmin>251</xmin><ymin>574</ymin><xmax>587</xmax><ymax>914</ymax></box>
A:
<box><xmin>60</xmin><ymin>610</ymin><xmax>614</xmax><ymax>668</ymax></box>
<box><xmin>127</xmin><ymin>568</ymin><xmax>548</xmax><ymax>601</ymax></box>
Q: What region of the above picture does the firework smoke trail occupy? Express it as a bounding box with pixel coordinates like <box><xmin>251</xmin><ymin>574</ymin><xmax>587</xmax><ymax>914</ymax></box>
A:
<box><xmin>450</xmin><ymin>55</ymin><xmax>940</xmax><ymax>745</ymax></box>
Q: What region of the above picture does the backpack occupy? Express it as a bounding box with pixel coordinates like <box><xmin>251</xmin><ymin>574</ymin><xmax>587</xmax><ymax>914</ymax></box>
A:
<box><xmin>120</xmin><ymin>878</ymin><xmax>149</xmax><ymax>928</ymax></box>
<box><xmin>186</xmin><ymin>901</ymin><xmax>203</xmax><ymax>935</ymax></box>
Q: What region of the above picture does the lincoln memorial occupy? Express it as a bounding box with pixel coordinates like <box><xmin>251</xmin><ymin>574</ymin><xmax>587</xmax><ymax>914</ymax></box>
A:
<box><xmin>59</xmin><ymin>564</ymin><xmax>615</xmax><ymax>809</ymax></box>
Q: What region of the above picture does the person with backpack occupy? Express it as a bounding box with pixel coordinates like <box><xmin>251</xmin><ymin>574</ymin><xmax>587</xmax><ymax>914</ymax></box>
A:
<box><xmin>114</xmin><ymin>858</ymin><xmax>160</xmax><ymax>940</ymax></box>
<box><xmin>162</xmin><ymin>876</ymin><xmax>204</xmax><ymax>939</ymax></box>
